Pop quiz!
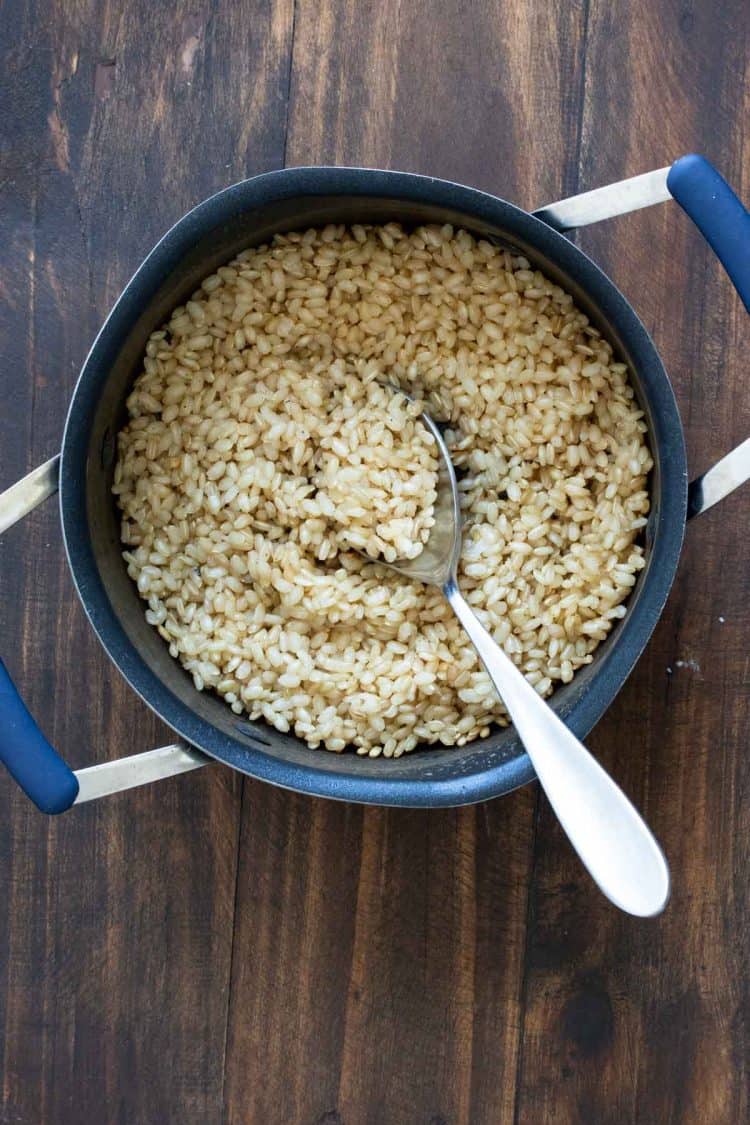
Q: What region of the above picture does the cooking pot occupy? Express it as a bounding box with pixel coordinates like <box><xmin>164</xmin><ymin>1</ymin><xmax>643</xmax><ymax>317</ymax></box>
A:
<box><xmin>1</xmin><ymin>154</ymin><xmax>748</xmax><ymax>815</ymax></box>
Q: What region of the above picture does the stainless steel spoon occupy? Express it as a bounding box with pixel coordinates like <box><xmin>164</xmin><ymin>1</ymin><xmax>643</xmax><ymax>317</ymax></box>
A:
<box><xmin>370</xmin><ymin>401</ymin><xmax>670</xmax><ymax>917</ymax></box>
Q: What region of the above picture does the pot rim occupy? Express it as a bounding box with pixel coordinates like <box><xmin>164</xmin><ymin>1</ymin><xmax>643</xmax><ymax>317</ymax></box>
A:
<box><xmin>59</xmin><ymin>165</ymin><xmax>687</xmax><ymax>807</ymax></box>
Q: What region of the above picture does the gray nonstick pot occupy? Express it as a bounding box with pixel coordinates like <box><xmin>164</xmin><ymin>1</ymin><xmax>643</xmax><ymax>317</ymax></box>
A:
<box><xmin>1</xmin><ymin>155</ymin><xmax>748</xmax><ymax>814</ymax></box>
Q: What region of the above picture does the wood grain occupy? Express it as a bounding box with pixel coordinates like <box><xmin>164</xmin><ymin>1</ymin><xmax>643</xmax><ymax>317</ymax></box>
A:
<box><xmin>0</xmin><ymin>0</ymin><xmax>749</xmax><ymax>1122</ymax></box>
<box><xmin>0</xmin><ymin>2</ymin><xmax>291</xmax><ymax>1123</ymax></box>
<box><xmin>514</xmin><ymin>2</ymin><xmax>750</xmax><ymax>1124</ymax></box>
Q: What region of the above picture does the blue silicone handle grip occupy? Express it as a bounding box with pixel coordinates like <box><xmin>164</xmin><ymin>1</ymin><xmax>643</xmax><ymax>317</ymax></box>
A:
<box><xmin>0</xmin><ymin>657</ymin><xmax>79</xmax><ymax>813</ymax></box>
<box><xmin>667</xmin><ymin>154</ymin><xmax>750</xmax><ymax>313</ymax></box>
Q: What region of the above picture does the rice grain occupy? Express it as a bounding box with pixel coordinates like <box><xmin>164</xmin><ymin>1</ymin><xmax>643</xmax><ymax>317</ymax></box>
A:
<box><xmin>114</xmin><ymin>223</ymin><xmax>652</xmax><ymax>758</ymax></box>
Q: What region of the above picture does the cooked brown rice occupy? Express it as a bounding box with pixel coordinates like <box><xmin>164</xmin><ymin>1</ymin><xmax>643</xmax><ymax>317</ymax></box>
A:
<box><xmin>113</xmin><ymin>222</ymin><xmax>652</xmax><ymax>758</ymax></box>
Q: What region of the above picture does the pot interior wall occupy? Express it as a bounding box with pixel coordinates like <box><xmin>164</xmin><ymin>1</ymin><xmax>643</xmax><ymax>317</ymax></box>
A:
<box><xmin>75</xmin><ymin>184</ymin><xmax>679</xmax><ymax>789</ymax></box>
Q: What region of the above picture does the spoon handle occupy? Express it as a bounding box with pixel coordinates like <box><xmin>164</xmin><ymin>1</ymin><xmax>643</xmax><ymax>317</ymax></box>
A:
<box><xmin>444</xmin><ymin>580</ymin><xmax>670</xmax><ymax>917</ymax></box>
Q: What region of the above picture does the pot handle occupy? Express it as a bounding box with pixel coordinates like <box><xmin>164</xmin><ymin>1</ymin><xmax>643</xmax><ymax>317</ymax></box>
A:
<box><xmin>667</xmin><ymin>157</ymin><xmax>750</xmax><ymax>517</ymax></box>
<box><xmin>536</xmin><ymin>154</ymin><xmax>750</xmax><ymax>516</ymax></box>
<box><xmin>0</xmin><ymin>460</ymin><xmax>207</xmax><ymax>812</ymax></box>
<box><xmin>666</xmin><ymin>155</ymin><xmax>750</xmax><ymax>313</ymax></box>
<box><xmin>0</xmin><ymin>658</ymin><xmax>80</xmax><ymax>814</ymax></box>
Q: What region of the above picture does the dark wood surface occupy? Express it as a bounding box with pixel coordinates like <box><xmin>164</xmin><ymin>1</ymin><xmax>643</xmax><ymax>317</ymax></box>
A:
<box><xmin>1</xmin><ymin>2</ymin><xmax>748</xmax><ymax>1122</ymax></box>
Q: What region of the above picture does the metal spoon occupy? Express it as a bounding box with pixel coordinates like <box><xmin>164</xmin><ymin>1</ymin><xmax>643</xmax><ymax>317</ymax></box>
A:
<box><xmin>370</xmin><ymin>401</ymin><xmax>670</xmax><ymax>917</ymax></box>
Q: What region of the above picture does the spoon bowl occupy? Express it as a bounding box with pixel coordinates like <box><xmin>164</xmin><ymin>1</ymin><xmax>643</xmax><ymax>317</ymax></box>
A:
<box><xmin>381</xmin><ymin>405</ymin><xmax>463</xmax><ymax>588</ymax></box>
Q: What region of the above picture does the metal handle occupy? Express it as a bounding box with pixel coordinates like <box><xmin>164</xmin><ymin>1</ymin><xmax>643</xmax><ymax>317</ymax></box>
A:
<box><xmin>0</xmin><ymin>455</ymin><xmax>60</xmax><ymax>534</ymax></box>
<box><xmin>0</xmin><ymin>459</ymin><xmax>209</xmax><ymax>812</ymax></box>
<box><xmin>536</xmin><ymin>154</ymin><xmax>750</xmax><ymax>518</ymax></box>
<box><xmin>74</xmin><ymin>743</ymin><xmax>207</xmax><ymax>803</ymax></box>
<box><xmin>534</xmin><ymin>167</ymin><xmax>672</xmax><ymax>231</ymax></box>
<box><xmin>444</xmin><ymin>580</ymin><xmax>670</xmax><ymax>916</ymax></box>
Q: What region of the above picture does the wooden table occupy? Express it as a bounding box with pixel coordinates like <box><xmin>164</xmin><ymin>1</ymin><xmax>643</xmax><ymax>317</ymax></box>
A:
<box><xmin>1</xmin><ymin>3</ymin><xmax>748</xmax><ymax>1122</ymax></box>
